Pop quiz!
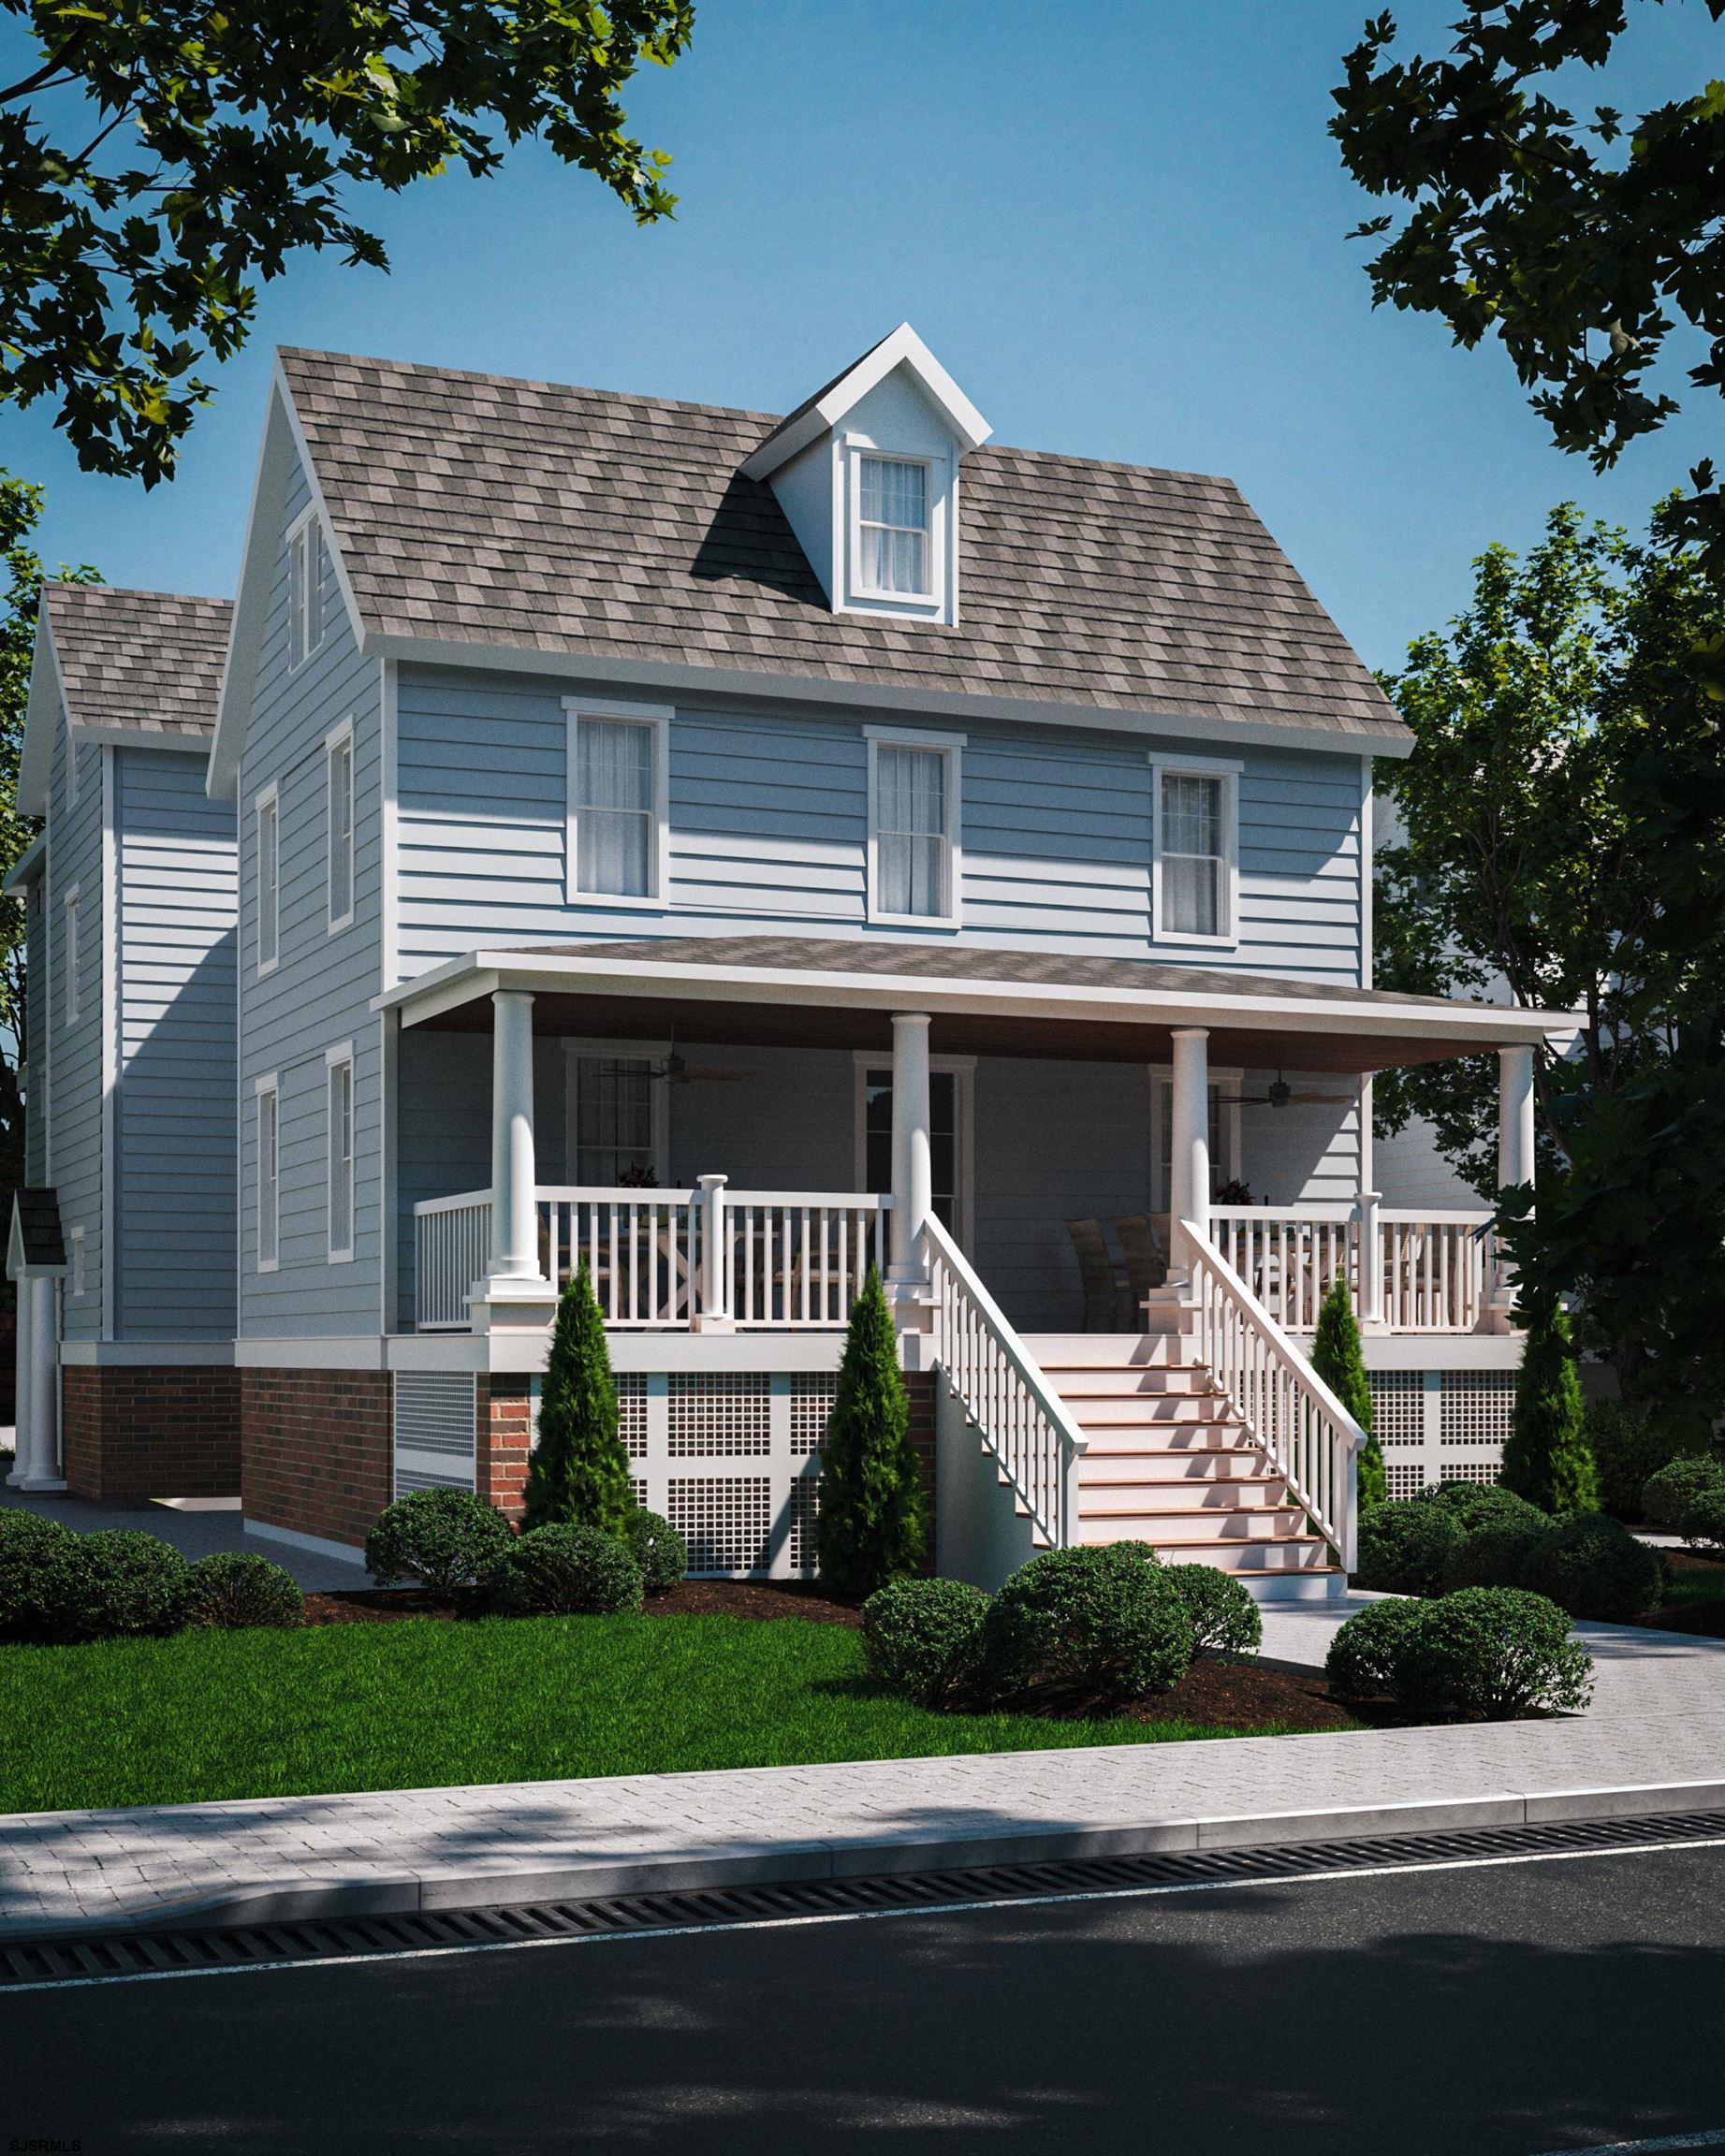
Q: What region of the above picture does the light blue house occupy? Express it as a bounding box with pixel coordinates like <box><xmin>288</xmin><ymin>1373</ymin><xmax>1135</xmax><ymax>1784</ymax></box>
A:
<box><xmin>10</xmin><ymin>326</ymin><xmax>1575</xmax><ymax>1593</ymax></box>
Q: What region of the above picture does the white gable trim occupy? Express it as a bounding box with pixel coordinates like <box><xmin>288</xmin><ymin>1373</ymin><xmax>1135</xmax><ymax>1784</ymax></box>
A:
<box><xmin>17</xmin><ymin>605</ymin><xmax>66</xmax><ymax>816</ymax></box>
<box><xmin>741</xmin><ymin>324</ymin><xmax>992</xmax><ymax>483</ymax></box>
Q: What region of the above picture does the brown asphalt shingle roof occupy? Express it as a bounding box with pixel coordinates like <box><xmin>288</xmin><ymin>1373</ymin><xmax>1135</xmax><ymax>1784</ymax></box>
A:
<box><xmin>278</xmin><ymin>347</ymin><xmax>1405</xmax><ymax>745</ymax></box>
<box><xmin>46</xmin><ymin>585</ymin><xmax>231</xmax><ymax>740</ymax></box>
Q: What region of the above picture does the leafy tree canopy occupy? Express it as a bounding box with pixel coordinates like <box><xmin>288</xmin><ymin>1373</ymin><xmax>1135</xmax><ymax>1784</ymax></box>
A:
<box><xmin>0</xmin><ymin>0</ymin><xmax>694</xmax><ymax>484</ymax></box>
<box><xmin>1331</xmin><ymin>0</ymin><xmax>1725</xmax><ymax>556</ymax></box>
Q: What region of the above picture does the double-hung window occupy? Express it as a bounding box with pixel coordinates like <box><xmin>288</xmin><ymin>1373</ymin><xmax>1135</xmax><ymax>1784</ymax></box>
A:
<box><xmin>286</xmin><ymin>512</ymin><xmax>327</xmax><ymax>670</ymax></box>
<box><xmin>1153</xmin><ymin>762</ymin><xmax>1238</xmax><ymax>944</ymax></box>
<box><xmin>256</xmin><ymin>1074</ymin><xmax>280</xmax><ymax>1272</ymax></box>
<box><xmin>868</xmin><ymin>732</ymin><xmax>960</xmax><ymax>925</ymax></box>
<box><xmin>564</xmin><ymin>703</ymin><xmax>669</xmax><ymax>905</ymax></box>
<box><xmin>857</xmin><ymin>456</ymin><xmax>931</xmax><ymax>598</ymax></box>
<box><xmin>327</xmin><ymin>724</ymin><xmax>354</xmax><ymax>931</ymax></box>
<box><xmin>326</xmin><ymin>1044</ymin><xmax>355</xmax><ymax>1263</ymax></box>
<box><xmin>256</xmin><ymin>786</ymin><xmax>279</xmax><ymax>973</ymax></box>
<box><xmin>63</xmin><ymin>885</ymin><xmax>80</xmax><ymax>1025</ymax></box>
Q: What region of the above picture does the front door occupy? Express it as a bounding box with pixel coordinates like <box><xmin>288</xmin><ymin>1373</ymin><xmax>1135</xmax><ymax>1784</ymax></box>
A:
<box><xmin>858</xmin><ymin>1064</ymin><xmax>970</xmax><ymax>1245</ymax></box>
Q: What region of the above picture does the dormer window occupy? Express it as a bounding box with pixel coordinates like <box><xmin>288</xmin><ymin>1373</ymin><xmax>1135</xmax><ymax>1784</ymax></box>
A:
<box><xmin>857</xmin><ymin>457</ymin><xmax>931</xmax><ymax>598</ymax></box>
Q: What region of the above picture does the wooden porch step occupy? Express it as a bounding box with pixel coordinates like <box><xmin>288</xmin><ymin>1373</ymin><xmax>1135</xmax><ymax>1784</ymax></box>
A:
<box><xmin>1061</xmin><ymin>1391</ymin><xmax>1235</xmax><ymax>1427</ymax></box>
<box><xmin>1077</xmin><ymin>1476</ymin><xmax>1291</xmax><ymax>1513</ymax></box>
<box><xmin>1077</xmin><ymin>1499</ymin><xmax>1308</xmax><ymax>1539</ymax></box>
<box><xmin>1023</xmin><ymin>1333</ymin><xmax>1196</xmax><ymax>1369</ymax></box>
<box><xmin>1079</xmin><ymin>1448</ymin><xmax>1275</xmax><ymax>1483</ymax></box>
<box><xmin>1075</xmin><ymin>1422</ymin><xmax>1246</xmax><ymax>1454</ymax></box>
<box><xmin>1033</xmin><ymin>1365</ymin><xmax>1220</xmax><ymax>1399</ymax></box>
<box><xmin>1072</xmin><ymin>1529</ymin><xmax>1335</xmax><ymax>1571</ymax></box>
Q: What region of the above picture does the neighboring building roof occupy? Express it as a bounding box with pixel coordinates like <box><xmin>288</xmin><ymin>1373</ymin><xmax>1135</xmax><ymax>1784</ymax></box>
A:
<box><xmin>43</xmin><ymin>585</ymin><xmax>233</xmax><ymax>741</ymax></box>
<box><xmin>276</xmin><ymin>346</ymin><xmax>1406</xmax><ymax>747</ymax></box>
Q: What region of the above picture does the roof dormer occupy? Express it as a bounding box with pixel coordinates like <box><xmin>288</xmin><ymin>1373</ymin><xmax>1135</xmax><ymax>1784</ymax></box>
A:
<box><xmin>741</xmin><ymin>325</ymin><xmax>990</xmax><ymax>628</ymax></box>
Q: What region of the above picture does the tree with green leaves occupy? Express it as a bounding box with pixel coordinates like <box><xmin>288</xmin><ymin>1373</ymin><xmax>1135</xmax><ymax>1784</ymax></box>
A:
<box><xmin>815</xmin><ymin>1268</ymin><xmax>927</xmax><ymax>1598</ymax></box>
<box><xmin>522</xmin><ymin>1262</ymin><xmax>634</xmax><ymax>1533</ymax></box>
<box><xmin>1309</xmin><ymin>1275</ymin><xmax>1385</xmax><ymax>1512</ymax></box>
<box><xmin>1331</xmin><ymin>0</ymin><xmax>1725</xmax><ymax>561</ymax></box>
<box><xmin>0</xmin><ymin>0</ymin><xmax>694</xmax><ymax>486</ymax></box>
<box><xmin>1502</xmin><ymin>1298</ymin><xmax>1597</xmax><ymax>1512</ymax></box>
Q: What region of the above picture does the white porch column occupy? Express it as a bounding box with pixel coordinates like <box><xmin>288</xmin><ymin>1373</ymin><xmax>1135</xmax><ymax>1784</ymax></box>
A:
<box><xmin>1169</xmin><ymin>1026</ymin><xmax>1210</xmax><ymax>1277</ymax></box>
<box><xmin>1357</xmin><ymin>1073</ymin><xmax>1384</xmax><ymax>1329</ymax></box>
<box><xmin>8</xmin><ymin>1278</ymin><xmax>64</xmax><ymax>1490</ymax></box>
<box><xmin>888</xmin><ymin>1012</ymin><xmax>932</xmax><ymax>1277</ymax></box>
<box><xmin>472</xmin><ymin>989</ymin><xmax>555</xmax><ymax>1330</ymax></box>
<box><xmin>1489</xmin><ymin>1042</ymin><xmax>1537</xmax><ymax>1329</ymax></box>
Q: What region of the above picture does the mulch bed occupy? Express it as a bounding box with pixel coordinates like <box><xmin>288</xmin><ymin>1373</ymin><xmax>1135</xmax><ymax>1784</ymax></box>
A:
<box><xmin>1132</xmin><ymin>1655</ymin><xmax>1360</xmax><ymax>1734</ymax></box>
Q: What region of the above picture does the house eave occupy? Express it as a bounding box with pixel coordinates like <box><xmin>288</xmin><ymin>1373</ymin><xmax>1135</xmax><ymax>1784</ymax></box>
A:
<box><xmin>740</xmin><ymin>323</ymin><xmax>993</xmax><ymax>483</ymax></box>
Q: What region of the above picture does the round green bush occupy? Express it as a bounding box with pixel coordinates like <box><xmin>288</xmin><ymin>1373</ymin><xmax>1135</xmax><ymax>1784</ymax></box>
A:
<box><xmin>1325</xmin><ymin>1597</ymin><xmax>1424</xmax><ymax>1701</ymax></box>
<box><xmin>979</xmin><ymin>1543</ymin><xmax>1194</xmax><ymax>1711</ymax></box>
<box><xmin>488</xmin><ymin>1522</ymin><xmax>644</xmax><ymax>1616</ymax></box>
<box><xmin>0</xmin><ymin>1509</ymin><xmax>81</xmax><ymax>1640</ymax></box>
<box><xmin>183</xmin><ymin>1551</ymin><xmax>304</xmax><ymax>1630</ymax></box>
<box><xmin>74</xmin><ymin>1530</ymin><xmax>194</xmax><ymax>1639</ymax></box>
<box><xmin>1165</xmin><ymin>1564</ymin><xmax>1262</xmax><ymax>1658</ymax></box>
<box><xmin>364</xmin><ymin>1488</ymin><xmax>516</xmax><ymax>1594</ymax></box>
<box><xmin>1397</xmin><ymin>1588</ymin><xmax>1594</xmax><ymax>1720</ymax></box>
<box><xmin>1439</xmin><ymin>1514</ymin><xmax>1553</xmax><ymax>1595</ymax></box>
<box><xmin>1678</xmin><ymin>1489</ymin><xmax>1725</xmax><ymax>1556</ymax></box>
<box><xmin>861</xmin><ymin>1577</ymin><xmax>991</xmax><ymax>1709</ymax></box>
<box><xmin>1415</xmin><ymin>1480</ymin><xmax>1546</xmax><ymax>1536</ymax></box>
<box><xmin>1641</xmin><ymin>1455</ymin><xmax>1725</xmax><ymax>1534</ymax></box>
<box><xmin>1520</xmin><ymin>1510</ymin><xmax>1662</xmax><ymax>1622</ymax></box>
<box><xmin>619</xmin><ymin>1508</ymin><xmax>687</xmax><ymax>1595</ymax></box>
<box><xmin>1586</xmin><ymin>1401</ymin><xmax>1698</xmax><ymax>1522</ymax></box>
<box><xmin>1354</xmin><ymin>1500</ymin><xmax>1460</xmax><ymax>1597</ymax></box>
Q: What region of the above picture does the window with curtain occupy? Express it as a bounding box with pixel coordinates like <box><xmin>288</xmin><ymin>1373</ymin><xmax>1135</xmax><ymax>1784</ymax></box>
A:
<box><xmin>873</xmin><ymin>743</ymin><xmax>950</xmax><ymax>919</ymax></box>
<box><xmin>257</xmin><ymin>1081</ymin><xmax>280</xmax><ymax>1269</ymax></box>
<box><xmin>576</xmin><ymin>719</ymin><xmax>657</xmax><ymax>898</ymax></box>
<box><xmin>256</xmin><ymin>791</ymin><xmax>279</xmax><ymax>972</ymax></box>
<box><xmin>327</xmin><ymin>732</ymin><xmax>354</xmax><ymax>927</ymax></box>
<box><xmin>858</xmin><ymin>456</ymin><xmax>929</xmax><ymax>595</ymax></box>
<box><xmin>575</xmin><ymin>1056</ymin><xmax>657</xmax><ymax>1184</ymax></box>
<box><xmin>1155</xmin><ymin>1079</ymin><xmax>1235</xmax><ymax>1206</ymax></box>
<box><xmin>1160</xmin><ymin>771</ymin><xmax>1228</xmax><ymax>938</ymax></box>
<box><xmin>327</xmin><ymin>1054</ymin><xmax>354</xmax><ymax>1260</ymax></box>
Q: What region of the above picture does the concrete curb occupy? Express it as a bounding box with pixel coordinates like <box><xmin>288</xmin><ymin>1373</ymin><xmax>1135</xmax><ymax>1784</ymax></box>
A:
<box><xmin>7</xmin><ymin>1774</ymin><xmax>1724</xmax><ymax>1945</ymax></box>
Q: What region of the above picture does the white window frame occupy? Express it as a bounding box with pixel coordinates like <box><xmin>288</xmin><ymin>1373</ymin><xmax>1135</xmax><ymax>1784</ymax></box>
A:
<box><xmin>1150</xmin><ymin>755</ymin><xmax>1241</xmax><ymax>948</ymax></box>
<box><xmin>255</xmin><ymin>1072</ymin><xmax>281</xmax><ymax>1273</ymax></box>
<box><xmin>63</xmin><ymin>882</ymin><xmax>80</xmax><ymax>1026</ymax></box>
<box><xmin>562</xmin><ymin>1038</ymin><xmax>672</xmax><ymax>1187</ymax></box>
<box><xmin>851</xmin><ymin>449</ymin><xmax>937</xmax><ymax>605</ymax></box>
<box><xmin>865</xmin><ymin>726</ymin><xmax>963</xmax><ymax>929</ymax></box>
<box><xmin>563</xmin><ymin>699</ymin><xmax>672</xmax><ymax>910</ymax></box>
<box><xmin>325</xmin><ymin>1042</ymin><xmax>356</xmax><ymax>1264</ymax></box>
<box><xmin>70</xmin><ymin>1225</ymin><xmax>86</xmax><ymax>1301</ymax></box>
<box><xmin>255</xmin><ymin>782</ymin><xmax>280</xmax><ymax>976</ymax></box>
<box><xmin>1148</xmin><ymin>1066</ymin><xmax>1243</xmax><ymax>1213</ymax></box>
<box><xmin>851</xmin><ymin>1050</ymin><xmax>975</xmax><ymax>1249</ymax></box>
<box><xmin>326</xmin><ymin>721</ymin><xmax>355</xmax><ymax>934</ymax></box>
<box><xmin>285</xmin><ymin>506</ymin><xmax>328</xmax><ymax>672</ymax></box>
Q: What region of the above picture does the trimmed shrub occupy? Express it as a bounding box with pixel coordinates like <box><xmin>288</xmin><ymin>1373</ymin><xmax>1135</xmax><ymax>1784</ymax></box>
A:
<box><xmin>861</xmin><ymin>1577</ymin><xmax>991</xmax><ymax>1709</ymax></box>
<box><xmin>1520</xmin><ymin>1509</ymin><xmax>1661</xmax><ymax>1622</ymax></box>
<box><xmin>524</xmin><ymin>1262</ymin><xmax>635</xmax><ymax>1533</ymax></box>
<box><xmin>1398</xmin><ymin>1588</ymin><xmax>1594</xmax><ymax>1719</ymax></box>
<box><xmin>1678</xmin><ymin>1489</ymin><xmax>1725</xmax><ymax>1556</ymax></box>
<box><xmin>1165</xmin><ymin>1564</ymin><xmax>1262</xmax><ymax>1658</ymax></box>
<box><xmin>620</xmin><ymin>1508</ymin><xmax>687</xmax><ymax>1595</ymax></box>
<box><xmin>1440</xmin><ymin>1514</ymin><xmax>1552</xmax><ymax>1594</ymax></box>
<box><xmin>75</xmin><ymin>1531</ymin><xmax>194</xmax><ymax>1639</ymax></box>
<box><xmin>979</xmin><ymin>1543</ymin><xmax>1194</xmax><ymax>1711</ymax></box>
<box><xmin>1587</xmin><ymin>1401</ymin><xmax>1701</xmax><ymax>1522</ymax></box>
<box><xmin>1310</xmin><ymin>1275</ymin><xmax>1385</xmax><ymax>1512</ymax></box>
<box><xmin>1642</xmin><ymin>1455</ymin><xmax>1725</xmax><ymax>1534</ymax></box>
<box><xmin>183</xmin><ymin>1552</ymin><xmax>304</xmax><ymax>1630</ymax></box>
<box><xmin>1355</xmin><ymin>1499</ymin><xmax>1460</xmax><ymax>1597</ymax></box>
<box><xmin>487</xmin><ymin>1522</ymin><xmax>644</xmax><ymax>1617</ymax></box>
<box><xmin>1415</xmin><ymin>1480</ymin><xmax>1546</xmax><ymax>1537</ymax></box>
<box><xmin>1325</xmin><ymin>1597</ymin><xmax>1425</xmax><ymax>1701</ymax></box>
<box><xmin>365</xmin><ymin>1488</ymin><xmax>516</xmax><ymax>1594</ymax></box>
<box><xmin>0</xmin><ymin>1509</ymin><xmax>80</xmax><ymax>1640</ymax></box>
<box><xmin>1501</xmin><ymin>1304</ymin><xmax>1596</xmax><ymax>1513</ymax></box>
<box><xmin>815</xmin><ymin>1268</ymin><xmax>927</xmax><ymax>1596</ymax></box>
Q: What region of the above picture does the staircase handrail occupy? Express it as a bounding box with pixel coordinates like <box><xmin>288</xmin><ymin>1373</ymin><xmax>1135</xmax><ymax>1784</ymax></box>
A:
<box><xmin>921</xmin><ymin>1213</ymin><xmax>1089</xmax><ymax>1550</ymax></box>
<box><xmin>1181</xmin><ymin>1221</ymin><xmax>1365</xmax><ymax>1572</ymax></box>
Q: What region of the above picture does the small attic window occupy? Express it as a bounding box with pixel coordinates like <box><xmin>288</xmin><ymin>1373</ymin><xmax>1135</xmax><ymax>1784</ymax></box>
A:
<box><xmin>856</xmin><ymin>456</ymin><xmax>931</xmax><ymax>599</ymax></box>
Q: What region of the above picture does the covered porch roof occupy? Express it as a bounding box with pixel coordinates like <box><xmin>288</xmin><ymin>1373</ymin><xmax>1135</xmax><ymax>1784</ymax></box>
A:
<box><xmin>375</xmin><ymin>935</ymin><xmax>1580</xmax><ymax>1075</ymax></box>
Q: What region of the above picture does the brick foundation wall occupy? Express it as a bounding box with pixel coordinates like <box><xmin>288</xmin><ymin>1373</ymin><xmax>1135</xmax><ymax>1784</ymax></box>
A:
<box><xmin>476</xmin><ymin>1376</ymin><xmax>533</xmax><ymax>1526</ymax></box>
<box><xmin>61</xmin><ymin>1364</ymin><xmax>241</xmax><ymax>1501</ymax></box>
<box><xmin>240</xmin><ymin>1369</ymin><xmax>391</xmax><ymax>1549</ymax></box>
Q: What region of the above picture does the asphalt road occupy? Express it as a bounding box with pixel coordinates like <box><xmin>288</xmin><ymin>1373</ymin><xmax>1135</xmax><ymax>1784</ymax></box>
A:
<box><xmin>5</xmin><ymin>1843</ymin><xmax>1722</xmax><ymax>2155</ymax></box>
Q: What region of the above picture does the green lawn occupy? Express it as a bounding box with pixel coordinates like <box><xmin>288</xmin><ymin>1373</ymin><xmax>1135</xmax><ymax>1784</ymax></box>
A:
<box><xmin>1662</xmin><ymin>1563</ymin><xmax>1725</xmax><ymax>1612</ymax></box>
<box><xmin>0</xmin><ymin>1614</ymin><xmax>1304</xmax><ymax>1816</ymax></box>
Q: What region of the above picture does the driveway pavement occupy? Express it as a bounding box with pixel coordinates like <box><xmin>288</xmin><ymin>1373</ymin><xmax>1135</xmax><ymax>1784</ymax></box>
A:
<box><xmin>1</xmin><ymin>1479</ymin><xmax>368</xmax><ymax>1591</ymax></box>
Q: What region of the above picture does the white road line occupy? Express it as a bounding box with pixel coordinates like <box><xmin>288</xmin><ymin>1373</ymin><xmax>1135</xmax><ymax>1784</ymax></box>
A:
<box><xmin>1526</xmin><ymin>2135</ymin><xmax>1725</xmax><ymax>2153</ymax></box>
<box><xmin>3</xmin><ymin>1832</ymin><xmax>1722</xmax><ymax>1997</ymax></box>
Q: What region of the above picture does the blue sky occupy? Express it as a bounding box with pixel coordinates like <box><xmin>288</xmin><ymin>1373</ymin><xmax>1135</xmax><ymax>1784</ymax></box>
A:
<box><xmin>2</xmin><ymin>0</ymin><xmax>1718</xmax><ymax>675</ymax></box>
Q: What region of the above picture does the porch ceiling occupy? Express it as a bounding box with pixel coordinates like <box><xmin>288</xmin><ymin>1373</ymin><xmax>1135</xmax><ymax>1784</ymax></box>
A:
<box><xmin>379</xmin><ymin>936</ymin><xmax>1581</xmax><ymax>1074</ymax></box>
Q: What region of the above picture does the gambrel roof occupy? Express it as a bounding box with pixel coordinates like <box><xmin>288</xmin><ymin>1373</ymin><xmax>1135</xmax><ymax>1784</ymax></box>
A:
<box><xmin>271</xmin><ymin>345</ymin><xmax>1405</xmax><ymax>748</ymax></box>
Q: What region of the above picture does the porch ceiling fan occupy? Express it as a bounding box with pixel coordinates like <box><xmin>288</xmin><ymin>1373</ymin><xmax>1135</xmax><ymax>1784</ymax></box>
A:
<box><xmin>1235</xmin><ymin>1070</ymin><xmax>1353</xmax><ymax>1111</ymax></box>
<box><xmin>648</xmin><ymin>1039</ymin><xmax>749</xmax><ymax>1085</ymax></box>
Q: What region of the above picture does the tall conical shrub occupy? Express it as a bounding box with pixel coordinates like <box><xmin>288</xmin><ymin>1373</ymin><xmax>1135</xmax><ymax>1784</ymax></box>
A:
<box><xmin>1310</xmin><ymin>1275</ymin><xmax>1385</xmax><ymax>1512</ymax></box>
<box><xmin>523</xmin><ymin>1262</ymin><xmax>635</xmax><ymax>1532</ymax></box>
<box><xmin>815</xmin><ymin>1268</ymin><xmax>927</xmax><ymax>1596</ymax></box>
<box><xmin>1502</xmin><ymin>1300</ymin><xmax>1596</xmax><ymax>1513</ymax></box>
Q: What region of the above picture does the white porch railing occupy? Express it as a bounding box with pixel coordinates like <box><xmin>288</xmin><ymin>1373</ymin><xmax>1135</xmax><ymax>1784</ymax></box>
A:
<box><xmin>413</xmin><ymin>1181</ymin><xmax>890</xmax><ymax>1332</ymax></box>
<box><xmin>924</xmin><ymin>1211</ymin><xmax>1088</xmax><ymax>1551</ymax></box>
<box><xmin>1209</xmin><ymin>1202</ymin><xmax>1498</xmax><ymax>1333</ymax></box>
<box><xmin>1185</xmin><ymin>1225</ymin><xmax>1364</xmax><ymax>1571</ymax></box>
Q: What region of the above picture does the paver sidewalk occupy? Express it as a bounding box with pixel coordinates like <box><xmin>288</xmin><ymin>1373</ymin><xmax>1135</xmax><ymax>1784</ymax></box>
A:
<box><xmin>2</xmin><ymin>1607</ymin><xmax>1721</xmax><ymax>1939</ymax></box>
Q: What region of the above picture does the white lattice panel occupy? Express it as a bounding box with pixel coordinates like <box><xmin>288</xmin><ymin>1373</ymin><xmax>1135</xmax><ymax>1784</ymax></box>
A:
<box><xmin>667</xmin><ymin>1477</ymin><xmax>774</xmax><ymax>1577</ymax></box>
<box><xmin>1385</xmin><ymin>1461</ymin><xmax>1426</xmax><ymax>1502</ymax></box>
<box><xmin>787</xmin><ymin>1472</ymin><xmax>821</xmax><ymax>1572</ymax></box>
<box><xmin>618</xmin><ymin>1375</ymin><xmax>648</xmax><ymax>1457</ymax></box>
<box><xmin>1368</xmin><ymin>1371</ymin><xmax>1425</xmax><ymax>1449</ymax></box>
<box><xmin>668</xmin><ymin>1375</ymin><xmax>771</xmax><ymax>1457</ymax></box>
<box><xmin>1366</xmin><ymin>1367</ymin><xmax>1512</xmax><ymax>1496</ymax></box>
<box><xmin>790</xmin><ymin>1376</ymin><xmax>837</xmax><ymax>1457</ymax></box>
<box><xmin>1440</xmin><ymin>1371</ymin><xmax>1515</xmax><ymax>1449</ymax></box>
